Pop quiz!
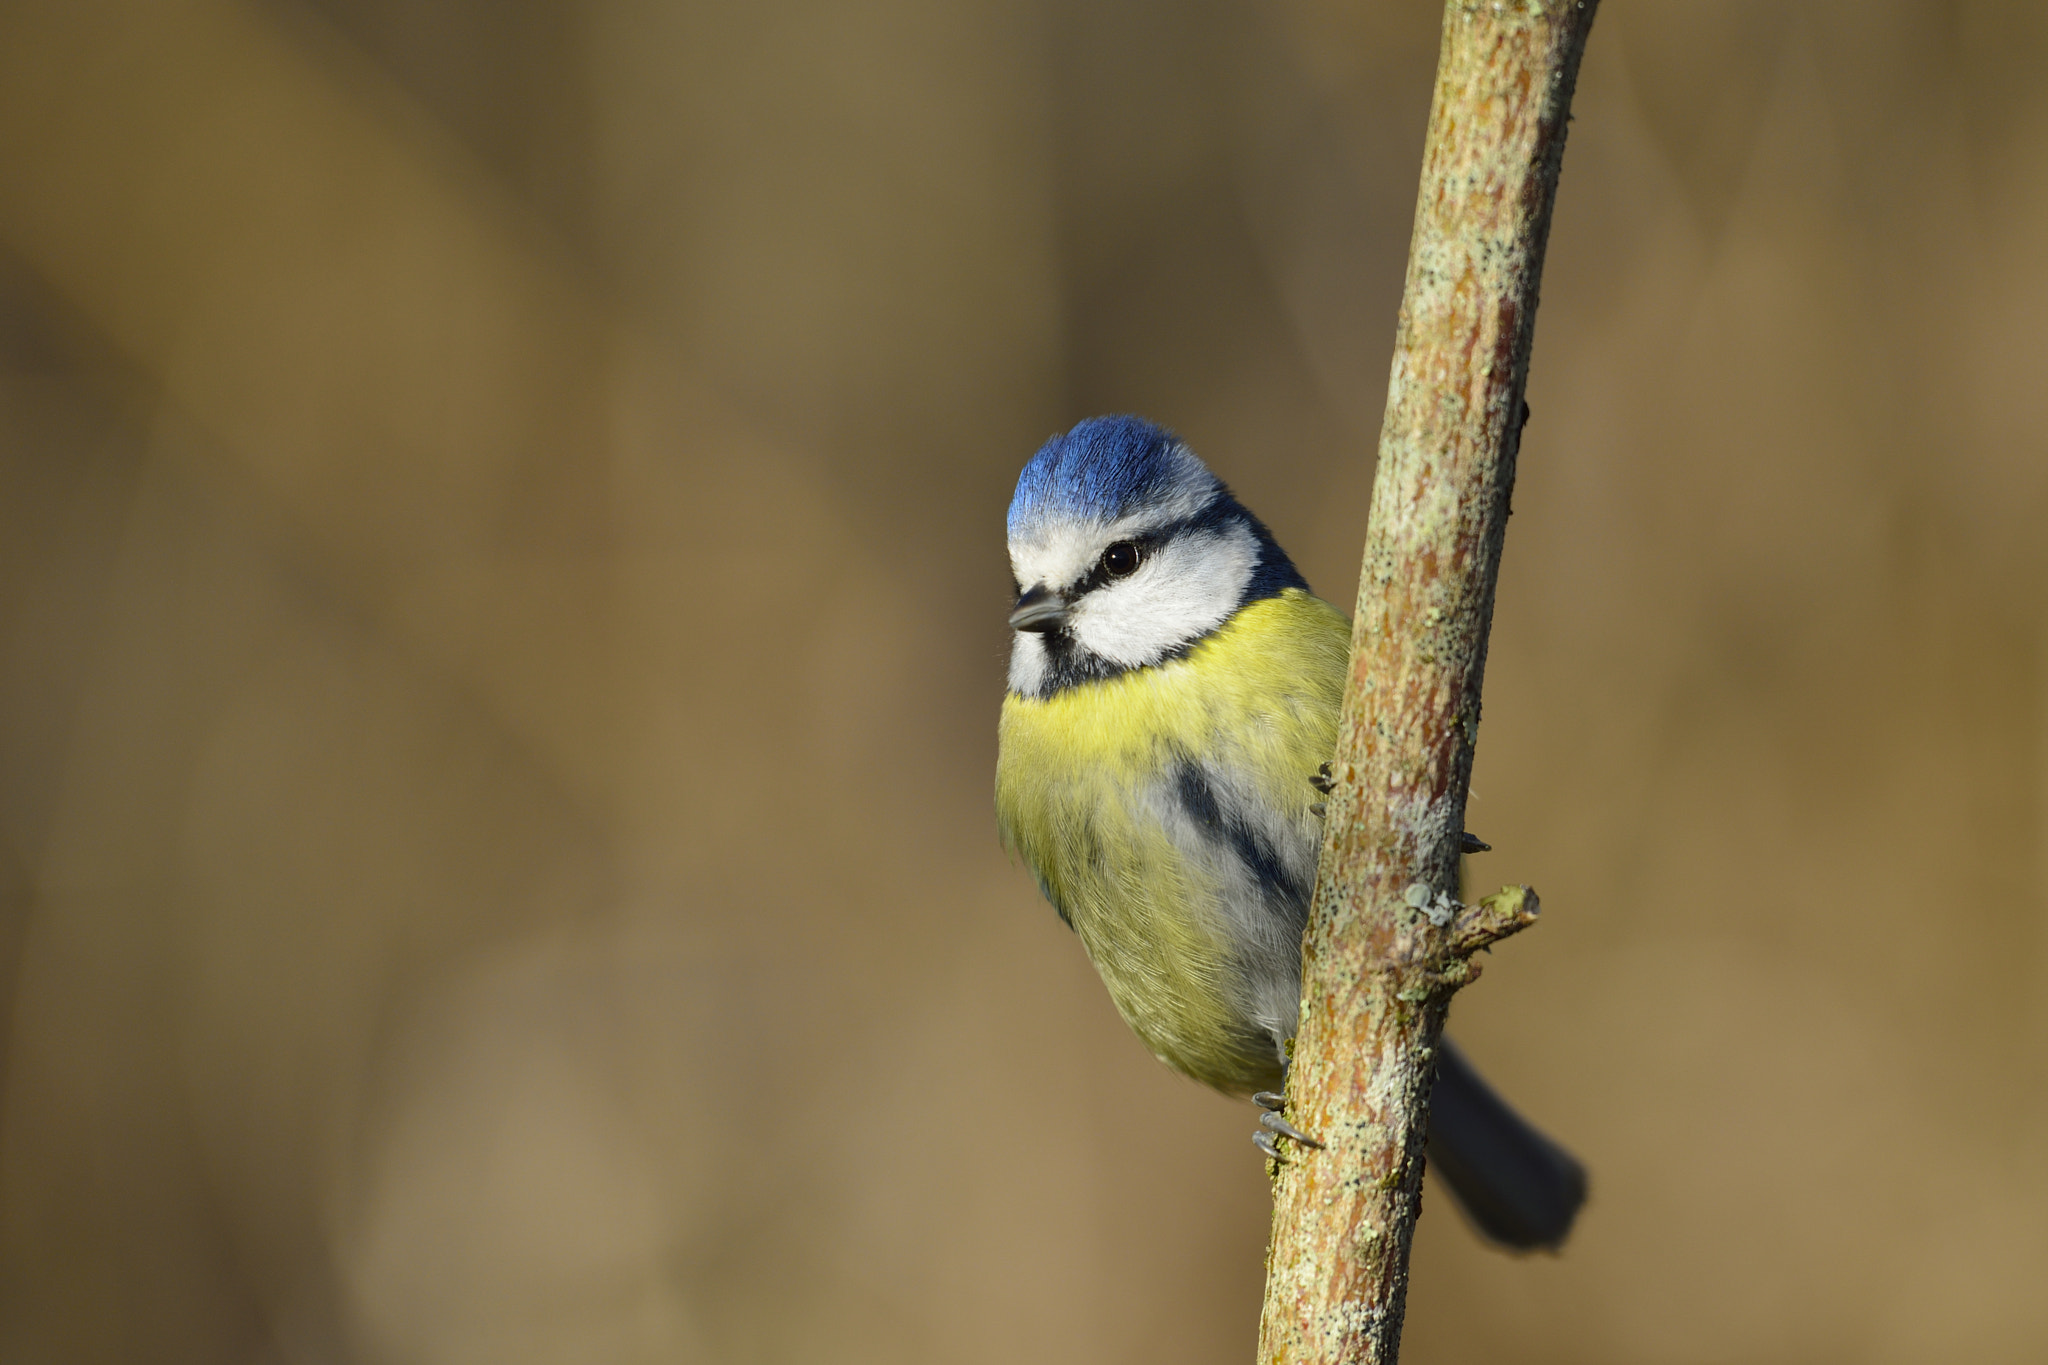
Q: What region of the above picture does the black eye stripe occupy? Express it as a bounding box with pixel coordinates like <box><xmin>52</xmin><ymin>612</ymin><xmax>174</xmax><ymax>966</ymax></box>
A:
<box><xmin>1074</xmin><ymin>534</ymin><xmax>1160</xmax><ymax>594</ymax></box>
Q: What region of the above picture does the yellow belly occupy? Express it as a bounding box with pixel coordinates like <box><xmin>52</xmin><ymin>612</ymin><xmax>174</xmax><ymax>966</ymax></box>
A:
<box><xmin>995</xmin><ymin>588</ymin><xmax>1350</xmax><ymax>1093</ymax></box>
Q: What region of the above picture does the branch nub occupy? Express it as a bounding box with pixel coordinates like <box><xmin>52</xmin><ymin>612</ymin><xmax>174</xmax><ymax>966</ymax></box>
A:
<box><xmin>1446</xmin><ymin>885</ymin><xmax>1540</xmax><ymax>959</ymax></box>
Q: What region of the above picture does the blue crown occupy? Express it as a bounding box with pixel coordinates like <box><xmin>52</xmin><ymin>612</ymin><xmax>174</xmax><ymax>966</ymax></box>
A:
<box><xmin>1007</xmin><ymin>416</ymin><xmax>1214</xmax><ymax>537</ymax></box>
<box><xmin>1007</xmin><ymin>414</ymin><xmax>1311</xmax><ymax>606</ymax></box>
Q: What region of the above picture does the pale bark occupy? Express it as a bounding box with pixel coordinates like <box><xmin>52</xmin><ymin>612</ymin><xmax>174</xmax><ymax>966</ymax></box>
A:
<box><xmin>1256</xmin><ymin>4</ymin><xmax>1600</xmax><ymax>1363</ymax></box>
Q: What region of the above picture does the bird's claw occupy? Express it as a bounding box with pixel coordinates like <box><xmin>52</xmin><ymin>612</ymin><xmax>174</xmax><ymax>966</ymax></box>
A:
<box><xmin>1460</xmin><ymin>831</ymin><xmax>1492</xmax><ymax>854</ymax></box>
<box><xmin>1259</xmin><ymin>1109</ymin><xmax>1325</xmax><ymax>1149</ymax></box>
<box><xmin>1308</xmin><ymin>762</ymin><xmax>1335</xmax><ymax>794</ymax></box>
<box><xmin>1251</xmin><ymin>1089</ymin><xmax>1324</xmax><ymax>1159</ymax></box>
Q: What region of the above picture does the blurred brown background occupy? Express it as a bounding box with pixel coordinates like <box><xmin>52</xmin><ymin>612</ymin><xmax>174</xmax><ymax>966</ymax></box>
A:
<box><xmin>1</xmin><ymin>0</ymin><xmax>2044</xmax><ymax>1361</ymax></box>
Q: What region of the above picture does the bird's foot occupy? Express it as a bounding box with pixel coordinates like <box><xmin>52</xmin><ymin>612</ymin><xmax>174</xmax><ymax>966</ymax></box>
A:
<box><xmin>1251</xmin><ymin>1090</ymin><xmax>1324</xmax><ymax>1160</ymax></box>
<box><xmin>1460</xmin><ymin>831</ymin><xmax>1492</xmax><ymax>854</ymax></box>
<box><xmin>1308</xmin><ymin>763</ymin><xmax>1335</xmax><ymax>819</ymax></box>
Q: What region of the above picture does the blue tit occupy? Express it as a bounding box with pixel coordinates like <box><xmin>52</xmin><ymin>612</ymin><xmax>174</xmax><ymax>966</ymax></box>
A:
<box><xmin>996</xmin><ymin>415</ymin><xmax>1585</xmax><ymax>1250</ymax></box>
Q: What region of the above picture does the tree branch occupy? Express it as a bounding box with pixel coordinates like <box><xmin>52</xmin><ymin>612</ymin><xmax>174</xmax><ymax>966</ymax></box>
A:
<box><xmin>1257</xmin><ymin>5</ymin><xmax>1599</xmax><ymax>1363</ymax></box>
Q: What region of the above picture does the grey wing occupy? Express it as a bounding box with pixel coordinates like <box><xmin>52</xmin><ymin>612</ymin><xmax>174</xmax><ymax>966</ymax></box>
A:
<box><xmin>1158</xmin><ymin>753</ymin><xmax>1318</xmax><ymax>1057</ymax></box>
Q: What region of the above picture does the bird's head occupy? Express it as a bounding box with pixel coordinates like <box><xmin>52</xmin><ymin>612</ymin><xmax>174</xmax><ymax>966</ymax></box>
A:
<box><xmin>1004</xmin><ymin>416</ymin><xmax>1307</xmax><ymax>698</ymax></box>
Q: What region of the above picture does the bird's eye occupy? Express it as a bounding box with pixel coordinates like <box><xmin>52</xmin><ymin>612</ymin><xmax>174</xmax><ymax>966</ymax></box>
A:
<box><xmin>1100</xmin><ymin>541</ymin><xmax>1141</xmax><ymax>578</ymax></box>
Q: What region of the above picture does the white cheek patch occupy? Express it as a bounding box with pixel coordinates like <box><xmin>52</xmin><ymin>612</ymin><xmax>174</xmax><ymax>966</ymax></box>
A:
<box><xmin>1066</xmin><ymin>521</ymin><xmax>1258</xmax><ymax>668</ymax></box>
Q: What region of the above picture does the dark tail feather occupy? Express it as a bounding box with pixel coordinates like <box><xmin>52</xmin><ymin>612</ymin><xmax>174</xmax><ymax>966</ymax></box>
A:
<box><xmin>1426</xmin><ymin>1037</ymin><xmax>1587</xmax><ymax>1251</ymax></box>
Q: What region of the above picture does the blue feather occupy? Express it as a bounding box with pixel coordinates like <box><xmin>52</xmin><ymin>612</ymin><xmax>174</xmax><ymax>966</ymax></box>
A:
<box><xmin>1008</xmin><ymin>415</ymin><xmax>1207</xmax><ymax>535</ymax></box>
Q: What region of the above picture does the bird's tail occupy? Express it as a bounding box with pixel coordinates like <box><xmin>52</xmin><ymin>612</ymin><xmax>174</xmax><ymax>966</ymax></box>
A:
<box><xmin>1426</xmin><ymin>1037</ymin><xmax>1587</xmax><ymax>1251</ymax></box>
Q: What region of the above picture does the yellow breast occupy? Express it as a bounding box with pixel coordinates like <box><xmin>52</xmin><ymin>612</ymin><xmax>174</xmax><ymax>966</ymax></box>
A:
<box><xmin>995</xmin><ymin>587</ymin><xmax>1350</xmax><ymax>1092</ymax></box>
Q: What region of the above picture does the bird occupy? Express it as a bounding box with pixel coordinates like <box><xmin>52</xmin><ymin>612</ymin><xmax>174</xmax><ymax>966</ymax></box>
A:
<box><xmin>994</xmin><ymin>414</ymin><xmax>1586</xmax><ymax>1250</ymax></box>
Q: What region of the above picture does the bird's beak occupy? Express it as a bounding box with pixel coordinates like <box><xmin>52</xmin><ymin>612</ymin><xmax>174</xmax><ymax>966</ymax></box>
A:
<box><xmin>1009</xmin><ymin>584</ymin><xmax>1069</xmax><ymax>633</ymax></box>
